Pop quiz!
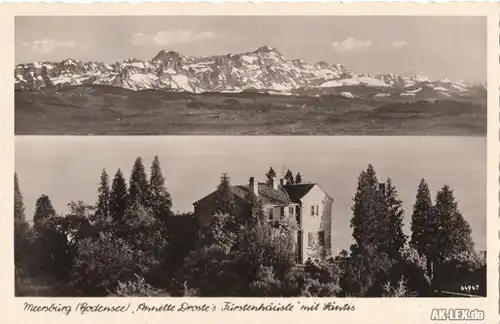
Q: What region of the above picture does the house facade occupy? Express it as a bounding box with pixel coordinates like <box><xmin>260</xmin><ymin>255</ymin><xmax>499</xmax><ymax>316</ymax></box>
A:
<box><xmin>193</xmin><ymin>175</ymin><xmax>333</xmax><ymax>263</ymax></box>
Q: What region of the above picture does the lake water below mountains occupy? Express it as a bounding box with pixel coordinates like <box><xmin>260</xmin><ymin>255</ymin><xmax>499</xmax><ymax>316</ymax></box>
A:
<box><xmin>15</xmin><ymin>136</ymin><xmax>486</xmax><ymax>252</ymax></box>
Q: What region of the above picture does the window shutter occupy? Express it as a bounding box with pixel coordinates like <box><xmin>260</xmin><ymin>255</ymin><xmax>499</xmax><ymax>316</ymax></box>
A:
<box><xmin>308</xmin><ymin>232</ymin><xmax>313</xmax><ymax>247</ymax></box>
<box><xmin>318</xmin><ymin>231</ymin><xmax>325</xmax><ymax>246</ymax></box>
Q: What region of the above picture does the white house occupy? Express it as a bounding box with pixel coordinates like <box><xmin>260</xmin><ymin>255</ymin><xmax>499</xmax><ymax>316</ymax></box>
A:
<box><xmin>193</xmin><ymin>175</ymin><xmax>333</xmax><ymax>263</ymax></box>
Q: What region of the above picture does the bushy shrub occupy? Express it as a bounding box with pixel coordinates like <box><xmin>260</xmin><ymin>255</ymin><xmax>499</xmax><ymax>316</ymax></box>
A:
<box><xmin>108</xmin><ymin>275</ymin><xmax>170</xmax><ymax>297</ymax></box>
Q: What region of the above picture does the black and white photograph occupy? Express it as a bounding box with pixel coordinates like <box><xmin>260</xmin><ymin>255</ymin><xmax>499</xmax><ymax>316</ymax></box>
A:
<box><xmin>12</xmin><ymin>14</ymin><xmax>488</xmax><ymax>300</ymax></box>
<box><xmin>15</xmin><ymin>16</ymin><xmax>486</xmax><ymax>136</ymax></box>
<box><xmin>14</xmin><ymin>136</ymin><xmax>486</xmax><ymax>297</ymax></box>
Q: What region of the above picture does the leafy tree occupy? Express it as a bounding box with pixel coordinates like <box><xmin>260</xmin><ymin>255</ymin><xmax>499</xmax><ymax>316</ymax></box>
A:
<box><xmin>128</xmin><ymin>157</ymin><xmax>150</xmax><ymax>208</ymax></box>
<box><xmin>33</xmin><ymin>194</ymin><xmax>56</xmax><ymax>225</ymax></box>
<box><xmin>212</xmin><ymin>173</ymin><xmax>236</xmax><ymax>217</ymax></box>
<box><xmin>14</xmin><ymin>173</ymin><xmax>26</xmax><ymax>222</ymax></box>
<box><xmin>284</xmin><ymin>169</ymin><xmax>294</xmax><ymax>185</ymax></box>
<box><xmin>265</xmin><ymin>167</ymin><xmax>276</xmax><ymax>185</ymax></box>
<box><xmin>199</xmin><ymin>213</ymin><xmax>237</xmax><ymax>251</ymax></box>
<box><xmin>381</xmin><ymin>179</ymin><xmax>407</xmax><ymax>259</ymax></box>
<box><xmin>410</xmin><ymin>179</ymin><xmax>435</xmax><ymax>258</ymax></box>
<box><xmin>96</xmin><ymin>169</ymin><xmax>110</xmax><ymax>220</ymax></box>
<box><xmin>241</xmin><ymin>189</ymin><xmax>264</xmax><ymax>227</ymax></box>
<box><xmin>109</xmin><ymin>169</ymin><xmax>128</xmax><ymax>222</ymax></box>
<box><xmin>295</xmin><ymin>172</ymin><xmax>302</xmax><ymax>184</ymax></box>
<box><xmin>149</xmin><ymin>156</ymin><xmax>173</xmax><ymax>223</ymax></box>
<box><xmin>434</xmin><ymin>185</ymin><xmax>475</xmax><ymax>263</ymax></box>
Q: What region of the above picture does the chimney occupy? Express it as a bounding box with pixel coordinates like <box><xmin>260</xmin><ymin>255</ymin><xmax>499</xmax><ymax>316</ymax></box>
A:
<box><xmin>272</xmin><ymin>176</ymin><xmax>278</xmax><ymax>190</ymax></box>
<box><xmin>249</xmin><ymin>177</ymin><xmax>258</xmax><ymax>196</ymax></box>
<box><xmin>379</xmin><ymin>183</ymin><xmax>386</xmax><ymax>197</ymax></box>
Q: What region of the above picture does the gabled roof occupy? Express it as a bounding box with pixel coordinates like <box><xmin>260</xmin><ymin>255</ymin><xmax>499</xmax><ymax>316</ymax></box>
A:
<box><xmin>193</xmin><ymin>182</ymin><xmax>330</xmax><ymax>207</ymax></box>
<box><xmin>232</xmin><ymin>183</ymin><xmax>293</xmax><ymax>206</ymax></box>
<box><xmin>282</xmin><ymin>183</ymin><xmax>316</xmax><ymax>203</ymax></box>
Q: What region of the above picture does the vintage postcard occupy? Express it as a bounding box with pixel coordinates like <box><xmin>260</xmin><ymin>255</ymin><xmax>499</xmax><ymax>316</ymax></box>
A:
<box><xmin>1</xmin><ymin>2</ymin><xmax>499</xmax><ymax>324</ymax></box>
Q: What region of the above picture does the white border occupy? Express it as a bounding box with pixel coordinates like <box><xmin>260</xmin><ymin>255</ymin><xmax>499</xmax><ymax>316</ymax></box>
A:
<box><xmin>1</xmin><ymin>3</ymin><xmax>498</xmax><ymax>323</ymax></box>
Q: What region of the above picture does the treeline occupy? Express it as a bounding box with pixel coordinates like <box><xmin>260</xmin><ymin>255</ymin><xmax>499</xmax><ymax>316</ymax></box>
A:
<box><xmin>341</xmin><ymin>165</ymin><xmax>485</xmax><ymax>297</ymax></box>
<box><xmin>14</xmin><ymin>161</ymin><xmax>485</xmax><ymax>297</ymax></box>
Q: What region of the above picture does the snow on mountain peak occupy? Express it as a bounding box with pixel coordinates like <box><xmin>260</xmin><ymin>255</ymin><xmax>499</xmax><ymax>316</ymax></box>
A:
<box><xmin>14</xmin><ymin>46</ymin><xmax>482</xmax><ymax>100</ymax></box>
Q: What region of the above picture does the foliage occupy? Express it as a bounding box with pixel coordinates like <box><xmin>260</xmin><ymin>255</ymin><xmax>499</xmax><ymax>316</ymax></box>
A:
<box><xmin>410</xmin><ymin>179</ymin><xmax>435</xmax><ymax>259</ymax></box>
<box><xmin>382</xmin><ymin>277</ymin><xmax>415</xmax><ymax>297</ymax></box>
<box><xmin>128</xmin><ymin>157</ymin><xmax>150</xmax><ymax>208</ymax></box>
<box><xmin>108</xmin><ymin>275</ymin><xmax>170</xmax><ymax>297</ymax></box>
<box><xmin>14</xmin><ymin>173</ymin><xmax>26</xmax><ymax>221</ymax></box>
<box><xmin>212</xmin><ymin>173</ymin><xmax>236</xmax><ymax>217</ymax></box>
<box><xmin>265</xmin><ymin>167</ymin><xmax>276</xmax><ymax>185</ymax></box>
<box><xmin>109</xmin><ymin>169</ymin><xmax>128</xmax><ymax>222</ymax></box>
<box><xmin>381</xmin><ymin>179</ymin><xmax>407</xmax><ymax>259</ymax></box>
<box><xmin>33</xmin><ymin>194</ymin><xmax>56</xmax><ymax>225</ymax></box>
<box><xmin>284</xmin><ymin>169</ymin><xmax>294</xmax><ymax>185</ymax></box>
<box><xmin>149</xmin><ymin>155</ymin><xmax>173</xmax><ymax>223</ymax></box>
<box><xmin>96</xmin><ymin>169</ymin><xmax>110</xmax><ymax>220</ymax></box>
<box><xmin>434</xmin><ymin>185</ymin><xmax>475</xmax><ymax>263</ymax></box>
<box><xmin>295</xmin><ymin>172</ymin><xmax>302</xmax><ymax>184</ymax></box>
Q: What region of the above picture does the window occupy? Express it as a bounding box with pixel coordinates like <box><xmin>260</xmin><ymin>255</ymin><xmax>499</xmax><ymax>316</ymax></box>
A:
<box><xmin>318</xmin><ymin>231</ymin><xmax>325</xmax><ymax>246</ymax></box>
<box><xmin>280</xmin><ymin>207</ymin><xmax>285</xmax><ymax>217</ymax></box>
<box><xmin>288</xmin><ymin>206</ymin><xmax>294</xmax><ymax>215</ymax></box>
<box><xmin>308</xmin><ymin>232</ymin><xmax>314</xmax><ymax>247</ymax></box>
<box><xmin>311</xmin><ymin>206</ymin><xmax>314</xmax><ymax>216</ymax></box>
<box><xmin>268</xmin><ymin>209</ymin><xmax>273</xmax><ymax>221</ymax></box>
<box><xmin>315</xmin><ymin>205</ymin><xmax>320</xmax><ymax>216</ymax></box>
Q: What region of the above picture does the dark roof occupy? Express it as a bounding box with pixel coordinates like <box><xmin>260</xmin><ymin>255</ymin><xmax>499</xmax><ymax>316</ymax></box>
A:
<box><xmin>194</xmin><ymin>182</ymin><xmax>322</xmax><ymax>206</ymax></box>
<box><xmin>232</xmin><ymin>183</ymin><xmax>293</xmax><ymax>206</ymax></box>
<box><xmin>282</xmin><ymin>183</ymin><xmax>316</xmax><ymax>203</ymax></box>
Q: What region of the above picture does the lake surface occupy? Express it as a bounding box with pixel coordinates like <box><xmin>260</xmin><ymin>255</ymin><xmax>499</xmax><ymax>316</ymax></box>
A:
<box><xmin>16</xmin><ymin>136</ymin><xmax>486</xmax><ymax>252</ymax></box>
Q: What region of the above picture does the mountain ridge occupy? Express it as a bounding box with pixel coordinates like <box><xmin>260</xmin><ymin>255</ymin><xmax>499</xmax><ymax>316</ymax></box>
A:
<box><xmin>14</xmin><ymin>46</ymin><xmax>486</xmax><ymax>101</ymax></box>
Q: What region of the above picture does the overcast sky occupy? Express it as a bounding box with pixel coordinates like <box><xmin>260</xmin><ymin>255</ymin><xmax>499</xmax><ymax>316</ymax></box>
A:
<box><xmin>15</xmin><ymin>136</ymin><xmax>486</xmax><ymax>252</ymax></box>
<box><xmin>15</xmin><ymin>16</ymin><xmax>486</xmax><ymax>82</ymax></box>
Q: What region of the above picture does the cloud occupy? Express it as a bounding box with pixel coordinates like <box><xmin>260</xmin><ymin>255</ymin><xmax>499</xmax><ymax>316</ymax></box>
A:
<box><xmin>392</xmin><ymin>40</ymin><xmax>408</xmax><ymax>48</ymax></box>
<box><xmin>130</xmin><ymin>30</ymin><xmax>220</xmax><ymax>47</ymax></box>
<box><xmin>23</xmin><ymin>39</ymin><xmax>76</xmax><ymax>54</ymax></box>
<box><xmin>331</xmin><ymin>38</ymin><xmax>372</xmax><ymax>54</ymax></box>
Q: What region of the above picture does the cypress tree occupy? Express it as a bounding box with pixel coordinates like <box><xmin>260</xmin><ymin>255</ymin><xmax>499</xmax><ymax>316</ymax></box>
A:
<box><xmin>96</xmin><ymin>169</ymin><xmax>110</xmax><ymax>220</ymax></box>
<box><xmin>212</xmin><ymin>173</ymin><xmax>236</xmax><ymax>217</ymax></box>
<box><xmin>33</xmin><ymin>194</ymin><xmax>56</xmax><ymax>225</ymax></box>
<box><xmin>14</xmin><ymin>173</ymin><xmax>25</xmax><ymax>222</ymax></box>
<box><xmin>295</xmin><ymin>172</ymin><xmax>302</xmax><ymax>184</ymax></box>
<box><xmin>149</xmin><ymin>155</ymin><xmax>173</xmax><ymax>223</ymax></box>
<box><xmin>284</xmin><ymin>169</ymin><xmax>294</xmax><ymax>185</ymax></box>
<box><xmin>382</xmin><ymin>178</ymin><xmax>407</xmax><ymax>259</ymax></box>
<box><xmin>410</xmin><ymin>179</ymin><xmax>434</xmax><ymax>258</ymax></box>
<box><xmin>434</xmin><ymin>185</ymin><xmax>474</xmax><ymax>262</ymax></box>
<box><xmin>265</xmin><ymin>167</ymin><xmax>276</xmax><ymax>185</ymax></box>
<box><xmin>350</xmin><ymin>164</ymin><xmax>380</xmax><ymax>250</ymax></box>
<box><xmin>109</xmin><ymin>169</ymin><xmax>128</xmax><ymax>222</ymax></box>
<box><xmin>128</xmin><ymin>157</ymin><xmax>150</xmax><ymax>208</ymax></box>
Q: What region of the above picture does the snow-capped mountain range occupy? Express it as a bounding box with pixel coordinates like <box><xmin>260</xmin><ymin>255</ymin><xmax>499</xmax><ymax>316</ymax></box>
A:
<box><xmin>14</xmin><ymin>46</ymin><xmax>486</xmax><ymax>100</ymax></box>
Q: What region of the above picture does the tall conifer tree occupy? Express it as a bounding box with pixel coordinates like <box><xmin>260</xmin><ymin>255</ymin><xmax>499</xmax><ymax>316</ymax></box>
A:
<box><xmin>14</xmin><ymin>173</ymin><xmax>25</xmax><ymax>222</ymax></box>
<box><xmin>128</xmin><ymin>157</ymin><xmax>150</xmax><ymax>208</ymax></box>
<box><xmin>410</xmin><ymin>179</ymin><xmax>435</xmax><ymax>258</ymax></box>
<box><xmin>149</xmin><ymin>155</ymin><xmax>173</xmax><ymax>223</ymax></box>
<box><xmin>33</xmin><ymin>194</ymin><xmax>56</xmax><ymax>225</ymax></box>
<box><xmin>381</xmin><ymin>178</ymin><xmax>407</xmax><ymax>259</ymax></box>
<box><xmin>434</xmin><ymin>185</ymin><xmax>474</xmax><ymax>262</ymax></box>
<box><xmin>96</xmin><ymin>169</ymin><xmax>110</xmax><ymax>220</ymax></box>
<box><xmin>265</xmin><ymin>167</ymin><xmax>276</xmax><ymax>185</ymax></box>
<box><xmin>109</xmin><ymin>169</ymin><xmax>128</xmax><ymax>222</ymax></box>
<box><xmin>284</xmin><ymin>169</ymin><xmax>294</xmax><ymax>185</ymax></box>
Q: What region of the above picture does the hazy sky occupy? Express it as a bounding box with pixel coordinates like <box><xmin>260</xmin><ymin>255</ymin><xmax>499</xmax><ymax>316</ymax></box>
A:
<box><xmin>15</xmin><ymin>136</ymin><xmax>486</xmax><ymax>252</ymax></box>
<box><xmin>15</xmin><ymin>16</ymin><xmax>486</xmax><ymax>82</ymax></box>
